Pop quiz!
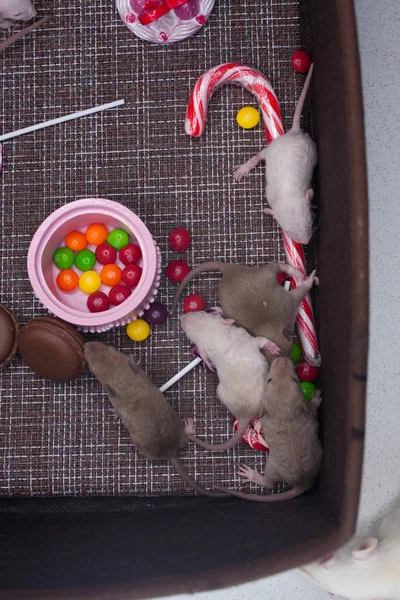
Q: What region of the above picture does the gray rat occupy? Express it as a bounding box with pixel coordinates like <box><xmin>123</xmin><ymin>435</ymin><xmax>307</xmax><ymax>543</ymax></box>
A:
<box><xmin>235</xmin><ymin>65</ymin><xmax>318</xmax><ymax>244</ymax></box>
<box><xmin>301</xmin><ymin>501</ymin><xmax>400</xmax><ymax>599</ymax></box>
<box><xmin>0</xmin><ymin>0</ymin><xmax>36</xmax><ymax>29</ymax></box>
<box><xmin>171</xmin><ymin>261</ymin><xmax>318</xmax><ymax>363</ymax></box>
<box><xmin>216</xmin><ymin>357</ymin><xmax>322</xmax><ymax>502</ymax></box>
<box><xmin>180</xmin><ymin>310</ymin><xmax>280</xmax><ymax>452</ymax></box>
<box><xmin>84</xmin><ymin>342</ymin><xmax>226</xmax><ymax>498</ymax></box>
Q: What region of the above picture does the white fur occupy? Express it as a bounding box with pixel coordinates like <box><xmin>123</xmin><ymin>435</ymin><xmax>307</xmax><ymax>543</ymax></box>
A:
<box><xmin>180</xmin><ymin>311</ymin><xmax>274</xmax><ymax>422</ymax></box>
<box><xmin>263</xmin><ymin>130</ymin><xmax>317</xmax><ymax>244</ymax></box>
<box><xmin>0</xmin><ymin>0</ymin><xmax>36</xmax><ymax>29</ymax></box>
<box><xmin>301</xmin><ymin>503</ymin><xmax>400</xmax><ymax>599</ymax></box>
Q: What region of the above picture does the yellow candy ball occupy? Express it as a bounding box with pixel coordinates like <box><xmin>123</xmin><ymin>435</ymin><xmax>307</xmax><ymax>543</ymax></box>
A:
<box><xmin>236</xmin><ymin>106</ymin><xmax>260</xmax><ymax>129</ymax></box>
<box><xmin>126</xmin><ymin>319</ymin><xmax>150</xmax><ymax>342</ymax></box>
<box><xmin>79</xmin><ymin>270</ymin><xmax>101</xmax><ymax>294</ymax></box>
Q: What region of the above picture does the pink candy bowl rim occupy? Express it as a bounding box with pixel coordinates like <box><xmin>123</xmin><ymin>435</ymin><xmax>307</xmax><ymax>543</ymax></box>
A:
<box><xmin>27</xmin><ymin>198</ymin><xmax>159</xmax><ymax>330</ymax></box>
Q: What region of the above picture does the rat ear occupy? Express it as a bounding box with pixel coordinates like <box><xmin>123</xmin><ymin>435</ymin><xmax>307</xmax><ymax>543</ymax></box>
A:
<box><xmin>220</xmin><ymin>317</ymin><xmax>235</xmax><ymax>325</ymax></box>
<box><xmin>305</xmin><ymin>189</ymin><xmax>314</xmax><ymax>202</ymax></box>
<box><xmin>352</xmin><ymin>537</ymin><xmax>379</xmax><ymax>560</ymax></box>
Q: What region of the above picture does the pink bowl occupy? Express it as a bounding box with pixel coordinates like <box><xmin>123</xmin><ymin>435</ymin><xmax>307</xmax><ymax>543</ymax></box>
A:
<box><xmin>28</xmin><ymin>198</ymin><xmax>161</xmax><ymax>333</ymax></box>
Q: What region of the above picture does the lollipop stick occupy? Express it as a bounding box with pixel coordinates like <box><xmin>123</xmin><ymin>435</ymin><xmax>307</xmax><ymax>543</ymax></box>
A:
<box><xmin>159</xmin><ymin>357</ymin><xmax>202</xmax><ymax>393</ymax></box>
<box><xmin>0</xmin><ymin>16</ymin><xmax>49</xmax><ymax>52</ymax></box>
<box><xmin>0</xmin><ymin>99</ymin><xmax>125</xmax><ymax>142</ymax></box>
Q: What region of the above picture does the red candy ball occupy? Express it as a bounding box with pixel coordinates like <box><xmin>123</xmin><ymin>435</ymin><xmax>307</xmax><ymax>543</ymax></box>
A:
<box><xmin>119</xmin><ymin>243</ymin><xmax>142</xmax><ymax>266</ymax></box>
<box><xmin>291</xmin><ymin>50</ymin><xmax>312</xmax><ymax>73</ymax></box>
<box><xmin>296</xmin><ymin>360</ymin><xmax>319</xmax><ymax>382</ymax></box>
<box><xmin>122</xmin><ymin>264</ymin><xmax>142</xmax><ymax>288</ymax></box>
<box><xmin>183</xmin><ymin>294</ymin><xmax>205</xmax><ymax>313</ymax></box>
<box><xmin>276</xmin><ymin>272</ymin><xmax>287</xmax><ymax>286</ymax></box>
<box><xmin>165</xmin><ymin>260</ymin><xmax>190</xmax><ymax>282</ymax></box>
<box><xmin>95</xmin><ymin>243</ymin><xmax>117</xmax><ymax>265</ymax></box>
<box><xmin>87</xmin><ymin>291</ymin><xmax>110</xmax><ymax>313</ymax></box>
<box><xmin>169</xmin><ymin>228</ymin><xmax>191</xmax><ymax>252</ymax></box>
<box><xmin>109</xmin><ymin>284</ymin><xmax>132</xmax><ymax>306</ymax></box>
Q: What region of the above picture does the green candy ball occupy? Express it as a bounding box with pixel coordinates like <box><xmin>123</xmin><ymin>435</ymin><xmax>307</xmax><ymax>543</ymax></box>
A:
<box><xmin>53</xmin><ymin>247</ymin><xmax>75</xmax><ymax>270</ymax></box>
<box><xmin>75</xmin><ymin>249</ymin><xmax>96</xmax><ymax>272</ymax></box>
<box><xmin>107</xmin><ymin>229</ymin><xmax>130</xmax><ymax>250</ymax></box>
<box><xmin>301</xmin><ymin>381</ymin><xmax>318</xmax><ymax>402</ymax></box>
<box><xmin>291</xmin><ymin>343</ymin><xmax>302</xmax><ymax>363</ymax></box>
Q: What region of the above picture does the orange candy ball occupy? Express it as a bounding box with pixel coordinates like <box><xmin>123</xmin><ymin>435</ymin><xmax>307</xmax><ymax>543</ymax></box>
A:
<box><xmin>65</xmin><ymin>231</ymin><xmax>87</xmax><ymax>252</ymax></box>
<box><xmin>86</xmin><ymin>223</ymin><xmax>108</xmax><ymax>246</ymax></box>
<box><xmin>100</xmin><ymin>264</ymin><xmax>122</xmax><ymax>287</ymax></box>
<box><xmin>56</xmin><ymin>269</ymin><xmax>79</xmax><ymax>291</ymax></box>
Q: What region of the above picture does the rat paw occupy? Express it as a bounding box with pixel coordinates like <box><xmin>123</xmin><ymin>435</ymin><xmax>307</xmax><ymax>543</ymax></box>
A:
<box><xmin>311</xmin><ymin>389</ymin><xmax>322</xmax><ymax>406</ymax></box>
<box><xmin>263</xmin><ymin>340</ymin><xmax>281</xmax><ymax>356</ymax></box>
<box><xmin>237</xmin><ymin>465</ymin><xmax>264</xmax><ymax>485</ymax></box>
<box><xmin>310</xmin><ymin>269</ymin><xmax>320</xmax><ymax>286</ymax></box>
<box><xmin>234</xmin><ymin>165</ymin><xmax>249</xmax><ymax>182</ymax></box>
<box><xmin>184</xmin><ymin>417</ymin><xmax>196</xmax><ymax>435</ymax></box>
<box><xmin>263</xmin><ymin>207</ymin><xmax>274</xmax><ymax>216</ymax></box>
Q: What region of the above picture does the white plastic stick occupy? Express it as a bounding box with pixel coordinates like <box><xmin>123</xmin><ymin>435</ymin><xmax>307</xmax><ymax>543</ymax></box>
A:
<box><xmin>0</xmin><ymin>99</ymin><xmax>125</xmax><ymax>142</ymax></box>
<box><xmin>159</xmin><ymin>357</ymin><xmax>202</xmax><ymax>393</ymax></box>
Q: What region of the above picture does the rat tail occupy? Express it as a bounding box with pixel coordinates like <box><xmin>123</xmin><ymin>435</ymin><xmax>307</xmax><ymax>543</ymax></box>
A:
<box><xmin>170</xmin><ymin>458</ymin><xmax>227</xmax><ymax>498</ymax></box>
<box><xmin>188</xmin><ymin>422</ymin><xmax>249</xmax><ymax>453</ymax></box>
<box><xmin>291</xmin><ymin>63</ymin><xmax>314</xmax><ymax>133</ymax></box>
<box><xmin>214</xmin><ymin>485</ymin><xmax>308</xmax><ymax>502</ymax></box>
<box><xmin>170</xmin><ymin>261</ymin><xmax>229</xmax><ymax>314</ymax></box>
<box><xmin>0</xmin><ymin>17</ymin><xmax>49</xmax><ymax>52</ymax></box>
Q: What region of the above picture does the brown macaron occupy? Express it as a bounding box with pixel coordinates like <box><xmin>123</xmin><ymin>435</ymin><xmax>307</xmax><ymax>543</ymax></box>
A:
<box><xmin>18</xmin><ymin>317</ymin><xmax>87</xmax><ymax>382</ymax></box>
<box><xmin>0</xmin><ymin>304</ymin><xmax>19</xmax><ymax>369</ymax></box>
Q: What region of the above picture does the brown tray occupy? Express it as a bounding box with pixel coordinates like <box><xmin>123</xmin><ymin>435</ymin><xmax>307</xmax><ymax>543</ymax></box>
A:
<box><xmin>0</xmin><ymin>0</ymin><xmax>368</xmax><ymax>596</ymax></box>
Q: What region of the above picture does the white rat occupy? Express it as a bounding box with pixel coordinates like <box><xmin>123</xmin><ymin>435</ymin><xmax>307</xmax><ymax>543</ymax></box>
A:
<box><xmin>301</xmin><ymin>501</ymin><xmax>400</xmax><ymax>599</ymax></box>
<box><xmin>180</xmin><ymin>310</ymin><xmax>280</xmax><ymax>452</ymax></box>
<box><xmin>0</xmin><ymin>0</ymin><xmax>36</xmax><ymax>29</ymax></box>
<box><xmin>235</xmin><ymin>64</ymin><xmax>318</xmax><ymax>244</ymax></box>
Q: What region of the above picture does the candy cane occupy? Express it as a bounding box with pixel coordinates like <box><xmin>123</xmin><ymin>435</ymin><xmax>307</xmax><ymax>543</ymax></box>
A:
<box><xmin>185</xmin><ymin>63</ymin><xmax>321</xmax><ymax>366</ymax></box>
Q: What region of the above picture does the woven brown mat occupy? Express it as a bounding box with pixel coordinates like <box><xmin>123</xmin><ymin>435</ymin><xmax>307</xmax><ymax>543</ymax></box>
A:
<box><xmin>0</xmin><ymin>0</ymin><xmax>316</xmax><ymax>496</ymax></box>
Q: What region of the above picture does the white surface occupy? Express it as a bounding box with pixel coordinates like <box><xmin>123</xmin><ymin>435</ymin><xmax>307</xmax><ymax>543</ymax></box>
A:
<box><xmin>155</xmin><ymin>0</ymin><xmax>400</xmax><ymax>598</ymax></box>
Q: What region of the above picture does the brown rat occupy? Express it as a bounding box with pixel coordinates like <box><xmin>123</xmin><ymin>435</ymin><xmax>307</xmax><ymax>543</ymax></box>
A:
<box><xmin>84</xmin><ymin>342</ymin><xmax>226</xmax><ymax>498</ymax></box>
<box><xmin>171</xmin><ymin>261</ymin><xmax>318</xmax><ymax>363</ymax></box>
<box><xmin>180</xmin><ymin>310</ymin><xmax>280</xmax><ymax>452</ymax></box>
<box><xmin>216</xmin><ymin>357</ymin><xmax>322</xmax><ymax>502</ymax></box>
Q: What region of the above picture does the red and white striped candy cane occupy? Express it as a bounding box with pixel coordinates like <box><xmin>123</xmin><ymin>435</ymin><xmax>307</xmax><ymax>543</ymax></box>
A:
<box><xmin>185</xmin><ymin>62</ymin><xmax>321</xmax><ymax>366</ymax></box>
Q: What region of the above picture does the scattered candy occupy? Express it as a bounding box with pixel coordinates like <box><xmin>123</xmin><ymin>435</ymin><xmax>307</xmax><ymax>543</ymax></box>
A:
<box><xmin>75</xmin><ymin>249</ymin><xmax>96</xmax><ymax>272</ymax></box>
<box><xmin>143</xmin><ymin>301</ymin><xmax>168</xmax><ymax>325</ymax></box>
<box><xmin>126</xmin><ymin>319</ymin><xmax>150</xmax><ymax>342</ymax></box>
<box><xmin>56</xmin><ymin>269</ymin><xmax>79</xmax><ymax>292</ymax></box>
<box><xmin>236</xmin><ymin>106</ymin><xmax>260</xmax><ymax>129</ymax></box>
<box><xmin>65</xmin><ymin>231</ymin><xmax>88</xmax><ymax>252</ymax></box>
<box><xmin>100</xmin><ymin>264</ymin><xmax>122</xmax><ymax>287</ymax></box>
<box><xmin>276</xmin><ymin>272</ymin><xmax>287</xmax><ymax>286</ymax></box>
<box><xmin>109</xmin><ymin>284</ymin><xmax>132</xmax><ymax>306</ymax></box>
<box><xmin>300</xmin><ymin>381</ymin><xmax>318</xmax><ymax>402</ymax></box>
<box><xmin>85</xmin><ymin>223</ymin><xmax>108</xmax><ymax>246</ymax></box>
<box><xmin>166</xmin><ymin>260</ymin><xmax>190</xmax><ymax>282</ymax></box>
<box><xmin>291</xmin><ymin>50</ymin><xmax>312</xmax><ymax>73</ymax></box>
<box><xmin>87</xmin><ymin>291</ymin><xmax>110</xmax><ymax>313</ymax></box>
<box><xmin>122</xmin><ymin>264</ymin><xmax>142</xmax><ymax>288</ymax></box>
<box><xmin>53</xmin><ymin>247</ymin><xmax>75</xmax><ymax>270</ymax></box>
<box><xmin>169</xmin><ymin>227</ymin><xmax>191</xmax><ymax>252</ymax></box>
<box><xmin>291</xmin><ymin>343</ymin><xmax>302</xmax><ymax>363</ymax></box>
<box><xmin>79</xmin><ymin>271</ymin><xmax>101</xmax><ymax>294</ymax></box>
<box><xmin>183</xmin><ymin>294</ymin><xmax>205</xmax><ymax>313</ymax></box>
<box><xmin>107</xmin><ymin>228</ymin><xmax>130</xmax><ymax>251</ymax></box>
<box><xmin>119</xmin><ymin>243</ymin><xmax>142</xmax><ymax>265</ymax></box>
<box><xmin>296</xmin><ymin>360</ymin><xmax>319</xmax><ymax>382</ymax></box>
<box><xmin>95</xmin><ymin>243</ymin><xmax>117</xmax><ymax>265</ymax></box>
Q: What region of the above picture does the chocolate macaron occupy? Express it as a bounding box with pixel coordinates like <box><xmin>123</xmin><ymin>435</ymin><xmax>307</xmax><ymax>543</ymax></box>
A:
<box><xmin>18</xmin><ymin>317</ymin><xmax>87</xmax><ymax>382</ymax></box>
<box><xmin>0</xmin><ymin>305</ymin><xmax>19</xmax><ymax>369</ymax></box>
